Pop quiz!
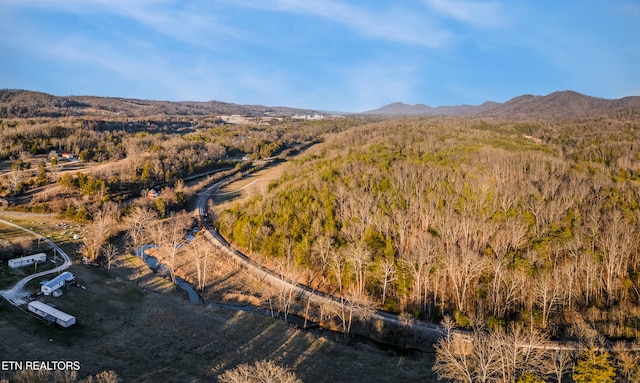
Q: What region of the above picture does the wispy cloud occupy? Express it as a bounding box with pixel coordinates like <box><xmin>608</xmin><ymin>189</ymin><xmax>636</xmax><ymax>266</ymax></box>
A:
<box><xmin>4</xmin><ymin>0</ymin><xmax>240</xmax><ymax>51</ymax></box>
<box><xmin>424</xmin><ymin>0</ymin><xmax>505</xmax><ymax>29</ymax></box>
<box><xmin>232</xmin><ymin>0</ymin><xmax>454</xmax><ymax>48</ymax></box>
<box><xmin>4</xmin><ymin>0</ymin><xmax>636</xmax><ymax>108</ymax></box>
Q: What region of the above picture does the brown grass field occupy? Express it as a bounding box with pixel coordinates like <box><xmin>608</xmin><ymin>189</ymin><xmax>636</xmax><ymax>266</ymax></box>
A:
<box><xmin>0</xmin><ymin>212</ymin><xmax>438</xmax><ymax>382</ymax></box>
<box><xmin>213</xmin><ymin>164</ymin><xmax>287</xmax><ymax>215</ymax></box>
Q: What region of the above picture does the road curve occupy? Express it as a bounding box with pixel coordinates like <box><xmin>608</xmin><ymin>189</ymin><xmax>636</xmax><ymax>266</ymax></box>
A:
<box><xmin>0</xmin><ymin>217</ymin><xmax>72</xmax><ymax>306</ymax></box>
<box><xmin>193</xmin><ymin>160</ymin><xmax>640</xmax><ymax>353</ymax></box>
<box><xmin>195</xmin><ymin>164</ymin><xmax>446</xmax><ymax>348</ymax></box>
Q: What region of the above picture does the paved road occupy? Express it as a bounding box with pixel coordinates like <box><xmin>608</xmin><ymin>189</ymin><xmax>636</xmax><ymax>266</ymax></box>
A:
<box><xmin>195</xmin><ymin>160</ymin><xmax>447</xmax><ymax>349</ymax></box>
<box><xmin>0</xmin><ymin>217</ymin><xmax>72</xmax><ymax>306</ymax></box>
<box><xmin>192</xmin><ymin>156</ymin><xmax>640</xmax><ymax>353</ymax></box>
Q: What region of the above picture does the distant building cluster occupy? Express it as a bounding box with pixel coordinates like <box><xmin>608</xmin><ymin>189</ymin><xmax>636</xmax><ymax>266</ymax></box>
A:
<box><xmin>49</xmin><ymin>150</ymin><xmax>77</xmax><ymax>160</ymax></box>
<box><xmin>218</xmin><ymin>113</ymin><xmax>329</xmax><ymax>124</ymax></box>
<box><xmin>292</xmin><ymin>113</ymin><xmax>324</xmax><ymax>120</ymax></box>
<box><xmin>218</xmin><ymin>115</ymin><xmax>272</xmax><ymax>125</ymax></box>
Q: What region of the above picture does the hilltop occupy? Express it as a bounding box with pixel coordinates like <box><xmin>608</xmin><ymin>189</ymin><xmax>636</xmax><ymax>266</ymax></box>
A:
<box><xmin>4</xmin><ymin>89</ymin><xmax>640</xmax><ymax>120</ymax></box>
<box><xmin>0</xmin><ymin>89</ymin><xmax>324</xmax><ymax>119</ymax></box>
<box><xmin>364</xmin><ymin>90</ymin><xmax>640</xmax><ymax>119</ymax></box>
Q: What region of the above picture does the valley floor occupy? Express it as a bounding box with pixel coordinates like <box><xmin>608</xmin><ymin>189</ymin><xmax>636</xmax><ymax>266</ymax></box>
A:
<box><xmin>0</xmin><ymin>245</ymin><xmax>438</xmax><ymax>382</ymax></box>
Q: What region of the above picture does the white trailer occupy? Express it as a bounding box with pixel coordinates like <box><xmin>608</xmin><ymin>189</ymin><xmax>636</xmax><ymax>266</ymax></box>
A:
<box><xmin>8</xmin><ymin>253</ymin><xmax>47</xmax><ymax>269</ymax></box>
<box><xmin>41</xmin><ymin>271</ymin><xmax>74</xmax><ymax>295</ymax></box>
<box><xmin>27</xmin><ymin>300</ymin><xmax>76</xmax><ymax>328</ymax></box>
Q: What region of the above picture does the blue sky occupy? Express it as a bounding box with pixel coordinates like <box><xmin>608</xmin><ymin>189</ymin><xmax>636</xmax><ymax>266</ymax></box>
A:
<box><xmin>1</xmin><ymin>1</ymin><xmax>639</xmax><ymax>112</ymax></box>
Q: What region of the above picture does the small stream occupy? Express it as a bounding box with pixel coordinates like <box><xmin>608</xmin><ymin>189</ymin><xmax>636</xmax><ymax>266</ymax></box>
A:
<box><xmin>132</xmin><ymin>242</ymin><xmax>421</xmax><ymax>355</ymax></box>
<box><xmin>133</xmin><ymin>244</ymin><xmax>315</xmax><ymax>320</ymax></box>
<box><xmin>134</xmin><ymin>244</ymin><xmax>201</xmax><ymax>304</ymax></box>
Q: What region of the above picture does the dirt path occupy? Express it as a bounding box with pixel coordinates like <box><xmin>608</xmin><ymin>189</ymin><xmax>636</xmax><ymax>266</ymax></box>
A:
<box><xmin>0</xmin><ymin>217</ymin><xmax>72</xmax><ymax>305</ymax></box>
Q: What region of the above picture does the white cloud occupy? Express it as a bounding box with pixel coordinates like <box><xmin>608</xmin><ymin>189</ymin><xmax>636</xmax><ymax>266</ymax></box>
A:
<box><xmin>424</xmin><ymin>0</ymin><xmax>505</xmax><ymax>29</ymax></box>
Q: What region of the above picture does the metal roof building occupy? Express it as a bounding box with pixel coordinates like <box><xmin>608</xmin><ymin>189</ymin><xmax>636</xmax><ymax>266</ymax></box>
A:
<box><xmin>8</xmin><ymin>253</ymin><xmax>47</xmax><ymax>269</ymax></box>
<box><xmin>40</xmin><ymin>271</ymin><xmax>75</xmax><ymax>295</ymax></box>
<box><xmin>27</xmin><ymin>300</ymin><xmax>76</xmax><ymax>328</ymax></box>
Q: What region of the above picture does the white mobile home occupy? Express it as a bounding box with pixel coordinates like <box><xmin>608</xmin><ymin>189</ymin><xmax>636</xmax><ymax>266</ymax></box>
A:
<box><xmin>8</xmin><ymin>253</ymin><xmax>47</xmax><ymax>269</ymax></box>
<box><xmin>41</xmin><ymin>271</ymin><xmax>75</xmax><ymax>295</ymax></box>
<box><xmin>27</xmin><ymin>300</ymin><xmax>76</xmax><ymax>328</ymax></box>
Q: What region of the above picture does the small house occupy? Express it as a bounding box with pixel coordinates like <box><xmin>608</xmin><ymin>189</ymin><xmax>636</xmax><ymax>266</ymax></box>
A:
<box><xmin>61</xmin><ymin>152</ymin><xmax>77</xmax><ymax>159</ymax></box>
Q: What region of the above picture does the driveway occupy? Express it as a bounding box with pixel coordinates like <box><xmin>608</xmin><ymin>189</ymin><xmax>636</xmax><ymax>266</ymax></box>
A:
<box><xmin>0</xmin><ymin>217</ymin><xmax>72</xmax><ymax>306</ymax></box>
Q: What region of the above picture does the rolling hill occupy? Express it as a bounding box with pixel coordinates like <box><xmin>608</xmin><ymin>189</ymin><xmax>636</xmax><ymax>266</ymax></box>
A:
<box><xmin>0</xmin><ymin>89</ymin><xmax>323</xmax><ymax>119</ymax></box>
<box><xmin>364</xmin><ymin>90</ymin><xmax>640</xmax><ymax>119</ymax></box>
<box><xmin>3</xmin><ymin>89</ymin><xmax>640</xmax><ymax>120</ymax></box>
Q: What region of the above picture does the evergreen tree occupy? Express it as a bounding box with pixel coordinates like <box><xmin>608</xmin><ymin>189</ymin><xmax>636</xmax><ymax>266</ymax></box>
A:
<box><xmin>572</xmin><ymin>347</ymin><xmax>616</xmax><ymax>383</ymax></box>
<box><xmin>516</xmin><ymin>372</ymin><xmax>545</xmax><ymax>383</ymax></box>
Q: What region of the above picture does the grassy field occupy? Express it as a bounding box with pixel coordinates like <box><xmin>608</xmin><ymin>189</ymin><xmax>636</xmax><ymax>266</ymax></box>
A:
<box><xmin>0</xmin><ymin>220</ymin><xmax>61</xmax><ymax>289</ymax></box>
<box><xmin>0</xmin><ymin>222</ymin><xmax>33</xmax><ymax>241</ymax></box>
<box><xmin>0</xmin><ymin>256</ymin><xmax>437</xmax><ymax>382</ymax></box>
<box><xmin>213</xmin><ymin>164</ymin><xmax>286</xmax><ymax>215</ymax></box>
<box><xmin>0</xmin><ymin>213</ymin><xmax>84</xmax><ymax>259</ymax></box>
<box><xmin>0</xmin><ymin>167</ymin><xmax>439</xmax><ymax>382</ymax></box>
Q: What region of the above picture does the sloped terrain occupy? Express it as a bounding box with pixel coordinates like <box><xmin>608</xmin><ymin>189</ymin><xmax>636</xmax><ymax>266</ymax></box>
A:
<box><xmin>0</xmin><ymin>89</ymin><xmax>324</xmax><ymax>118</ymax></box>
<box><xmin>365</xmin><ymin>90</ymin><xmax>640</xmax><ymax>119</ymax></box>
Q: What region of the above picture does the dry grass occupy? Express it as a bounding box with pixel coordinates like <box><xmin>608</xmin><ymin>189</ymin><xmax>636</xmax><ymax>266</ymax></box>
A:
<box><xmin>1</xmin><ymin>254</ymin><xmax>437</xmax><ymax>382</ymax></box>
<box><xmin>213</xmin><ymin>165</ymin><xmax>286</xmax><ymax>214</ymax></box>
<box><xmin>0</xmin><ymin>177</ymin><xmax>439</xmax><ymax>382</ymax></box>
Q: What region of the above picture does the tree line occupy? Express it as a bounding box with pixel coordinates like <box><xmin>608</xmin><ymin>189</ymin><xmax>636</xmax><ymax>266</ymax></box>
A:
<box><xmin>217</xmin><ymin>117</ymin><xmax>640</xmax><ymax>339</ymax></box>
<box><xmin>0</xmin><ymin>116</ymin><xmax>350</xmax><ymax>216</ymax></box>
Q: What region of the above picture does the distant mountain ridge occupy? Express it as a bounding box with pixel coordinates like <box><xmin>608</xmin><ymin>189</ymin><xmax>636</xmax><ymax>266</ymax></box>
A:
<box><xmin>364</xmin><ymin>100</ymin><xmax>499</xmax><ymax>116</ymax></box>
<box><xmin>2</xmin><ymin>89</ymin><xmax>640</xmax><ymax>120</ymax></box>
<box><xmin>365</xmin><ymin>90</ymin><xmax>640</xmax><ymax>119</ymax></box>
<box><xmin>0</xmin><ymin>89</ymin><xmax>324</xmax><ymax>118</ymax></box>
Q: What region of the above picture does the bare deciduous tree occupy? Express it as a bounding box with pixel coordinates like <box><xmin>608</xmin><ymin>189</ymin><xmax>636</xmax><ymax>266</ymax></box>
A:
<box><xmin>541</xmin><ymin>348</ymin><xmax>576</xmax><ymax>383</ymax></box>
<box><xmin>125</xmin><ymin>206</ymin><xmax>157</xmax><ymax>251</ymax></box>
<box><xmin>79</xmin><ymin>370</ymin><xmax>121</xmax><ymax>383</ymax></box>
<box><xmin>218</xmin><ymin>360</ymin><xmax>301</xmax><ymax>383</ymax></box>
<box><xmin>435</xmin><ymin>319</ymin><xmax>548</xmax><ymax>383</ymax></box>
<box><xmin>149</xmin><ymin>210</ymin><xmax>191</xmax><ymax>284</ymax></box>
<box><xmin>378</xmin><ymin>257</ymin><xmax>396</xmax><ymax>305</ymax></box>
<box><xmin>191</xmin><ymin>237</ymin><xmax>212</xmax><ymax>291</ymax></box>
<box><xmin>612</xmin><ymin>341</ymin><xmax>640</xmax><ymax>383</ymax></box>
<box><xmin>433</xmin><ymin>317</ymin><xmax>476</xmax><ymax>383</ymax></box>
<box><xmin>442</xmin><ymin>248</ymin><xmax>484</xmax><ymax>313</ymax></box>
<box><xmin>83</xmin><ymin>202</ymin><xmax>118</xmax><ymax>262</ymax></box>
<box><xmin>101</xmin><ymin>242</ymin><xmax>118</xmax><ymax>272</ymax></box>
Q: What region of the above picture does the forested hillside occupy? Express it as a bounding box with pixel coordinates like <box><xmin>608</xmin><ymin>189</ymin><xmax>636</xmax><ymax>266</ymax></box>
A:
<box><xmin>0</xmin><ymin>112</ymin><xmax>357</xmax><ymax>226</ymax></box>
<box><xmin>0</xmin><ymin>89</ymin><xmax>324</xmax><ymax>118</ymax></box>
<box><xmin>218</xmin><ymin>117</ymin><xmax>640</xmax><ymax>339</ymax></box>
<box><xmin>3</xmin><ymin>96</ymin><xmax>640</xmax><ymax>381</ymax></box>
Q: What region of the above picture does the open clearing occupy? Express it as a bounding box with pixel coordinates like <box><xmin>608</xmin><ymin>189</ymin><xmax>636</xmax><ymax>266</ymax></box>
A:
<box><xmin>0</xmin><ymin>258</ymin><xmax>436</xmax><ymax>382</ymax></box>
<box><xmin>0</xmin><ymin>222</ymin><xmax>32</xmax><ymax>242</ymax></box>
<box><xmin>0</xmin><ymin>219</ymin><xmax>68</xmax><ymax>290</ymax></box>
<box><xmin>213</xmin><ymin>163</ymin><xmax>287</xmax><ymax>214</ymax></box>
<box><xmin>0</xmin><ymin>211</ymin><xmax>437</xmax><ymax>382</ymax></box>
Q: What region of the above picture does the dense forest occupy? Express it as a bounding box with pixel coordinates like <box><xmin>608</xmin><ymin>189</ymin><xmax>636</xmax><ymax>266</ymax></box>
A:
<box><xmin>218</xmin><ymin>117</ymin><xmax>640</xmax><ymax>338</ymax></box>
<box><xmin>3</xmin><ymin>95</ymin><xmax>640</xmax><ymax>381</ymax></box>
<box><xmin>213</xmin><ymin>117</ymin><xmax>640</xmax><ymax>381</ymax></box>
